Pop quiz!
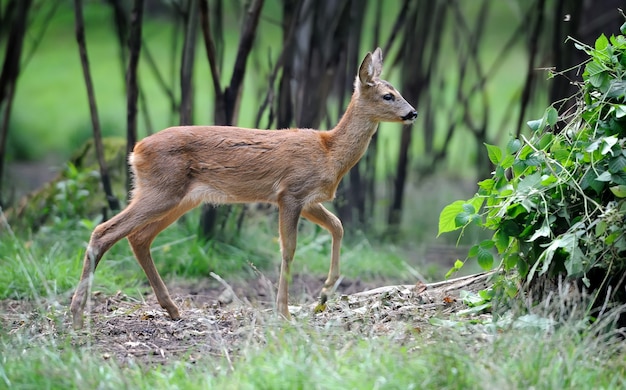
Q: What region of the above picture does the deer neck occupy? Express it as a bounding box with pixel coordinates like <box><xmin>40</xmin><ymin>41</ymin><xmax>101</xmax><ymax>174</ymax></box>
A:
<box><xmin>327</xmin><ymin>97</ymin><xmax>379</xmax><ymax>178</ymax></box>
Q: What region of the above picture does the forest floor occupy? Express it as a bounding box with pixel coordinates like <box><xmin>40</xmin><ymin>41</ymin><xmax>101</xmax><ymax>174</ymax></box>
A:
<box><xmin>1</xmin><ymin>272</ymin><xmax>492</xmax><ymax>366</ymax></box>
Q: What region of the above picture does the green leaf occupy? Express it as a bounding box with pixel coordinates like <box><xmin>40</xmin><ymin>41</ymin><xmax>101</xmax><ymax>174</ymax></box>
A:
<box><xmin>608</xmin><ymin>155</ymin><xmax>626</xmax><ymax>173</ymax></box>
<box><xmin>455</xmin><ymin>202</ymin><xmax>481</xmax><ymax>228</ymax></box>
<box><xmin>610</xmin><ymin>185</ymin><xmax>626</xmax><ymax>198</ymax></box>
<box><xmin>476</xmin><ymin>246</ymin><xmax>494</xmax><ymax>270</ymax></box>
<box><xmin>479</xmin><ymin>239</ymin><xmax>495</xmax><ymax>250</ymax></box>
<box><xmin>500</xmin><ymin>155</ymin><xmax>515</xmax><ymax>170</ymax></box>
<box><xmin>538</xmin><ymin>133</ymin><xmax>554</xmax><ymax>150</ymax></box>
<box><xmin>506</xmin><ymin>203</ymin><xmax>527</xmax><ymax>218</ymax></box>
<box><xmin>538</xmin><ymin>233</ymin><xmax>579</xmax><ymax>276</ymax></box>
<box><xmin>581</xmin><ymin>169</ymin><xmax>606</xmax><ymax>193</ymax></box>
<box><xmin>504</xmin><ymin>253</ymin><xmax>519</xmax><ymax>270</ymax></box>
<box><xmin>527</xmin><ymin>118</ymin><xmax>543</xmax><ymax>132</ymax></box>
<box><xmin>501</xmin><ymin>220</ymin><xmax>522</xmax><ymax>237</ymax></box>
<box><xmin>517</xmin><ymin>172</ymin><xmax>542</xmax><ymax>194</ymax></box>
<box><xmin>594</xmin><ymin>34</ymin><xmax>609</xmax><ymax>51</ymax></box>
<box><xmin>607</xmin><ymin>81</ymin><xmax>626</xmax><ymax>100</ymax></box>
<box><xmin>517</xmin><ymin>256</ymin><xmax>529</xmax><ymax>277</ymax></box>
<box><xmin>462</xmin><ymin>203</ymin><xmax>476</xmax><ymax>214</ymax></box>
<box><xmin>615</xmin><ymin>105</ymin><xmax>626</xmax><ymax>118</ymax></box>
<box><xmin>468</xmin><ymin>244</ymin><xmax>479</xmax><ymax>258</ymax></box>
<box><xmin>478</xmin><ymin>179</ymin><xmax>495</xmax><ymax>193</ymax></box>
<box><xmin>611</xmin><ymin>171</ymin><xmax>626</xmax><ymax>185</ymax></box>
<box><xmin>494</xmin><ymin>229</ymin><xmax>510</xmax><ymax>252</ymax></box>
<box><xmin>601</xmin><ymin>135</ymin><xmax>618</xmax><ymax>155</ymax></box>
<box><xmin>596</xmin><ymin>171</ymin><xmax>613</xmax><ymax>182</ymax></box>
<box><xmin>590</xmin><ymin>72</ymin><xmax>609</xmax><ymax>90</ymax></box>
<box><xmin>506</xmin><ymin>139</ymin><xmax>522</xmax><ymax>154</ymax></box>
<box><xmin>586</xmin><ymin>140</ymin><xmax>600</xmax><ymax>153</ymax></box>
<box><xmin>545</xmin><ymin>107</ymin><xmax>558</xmax><ymax>127</ymax></box>
<box><xmin>485</xmin><ymin>143</ymin><xmax>502</xmax><ymax>165</ymax></box>
<box><xmin>564</xmin><ymin>248</ymin><xmax>585</xmax><ymax>277</ymax></box>
<box><xmin>528</xmin><ymin>219</ymin><xmax>552</xmax><ymax>242</ymax></box>
<box><xmin>438</xmin><ymin>200</ymin><xmax>465</xmax><ymax>236</ymax></box>
<box><xmin>586</xmin><ymin>60</ymin><xmax>609</xmax><ymax>90</ymax></box>
<box><xmin>445</xmin><ymin>259</ymin><xmax>465</xmax><ymax>278</ymax></box>
<box><xmin>540</xmin><ymin>174</ymin><xmax>557</xmax><ymax>186</ymax></box>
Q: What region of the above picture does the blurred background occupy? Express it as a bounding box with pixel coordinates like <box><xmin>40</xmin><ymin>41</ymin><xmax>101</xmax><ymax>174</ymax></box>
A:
<box><xmin>0</xmin><ymin>0</ymin><xmax>624</xmax><ymax>273</ymax></box>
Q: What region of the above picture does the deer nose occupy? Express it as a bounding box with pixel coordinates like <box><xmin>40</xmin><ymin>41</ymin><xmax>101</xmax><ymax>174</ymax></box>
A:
<box><xmin>402</xmin><ymin>110</ymin><xmax>417</xmax><ymax>122</ymax></box>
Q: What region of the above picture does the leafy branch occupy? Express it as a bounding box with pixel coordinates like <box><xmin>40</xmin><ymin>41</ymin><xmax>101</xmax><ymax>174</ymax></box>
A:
<box><xmin>439</xmin><ymin>26</ymin><xmax>626</xmax><ymax>298</ymax></box>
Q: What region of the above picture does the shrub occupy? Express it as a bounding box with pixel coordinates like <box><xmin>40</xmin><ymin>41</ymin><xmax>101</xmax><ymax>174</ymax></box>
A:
<box><xmin>439</xmin><ymin>26</ymin><xmax>626</xmax><ymax>309</ymax></box>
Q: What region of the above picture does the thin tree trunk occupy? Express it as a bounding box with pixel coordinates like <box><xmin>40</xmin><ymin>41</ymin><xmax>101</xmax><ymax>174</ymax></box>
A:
<box><xmin>0</xmin><ymin>0</ymin><xmax>32</xmax><ymax>207</ymax></box>
<box><xmin>180</xmin><ymin>0</ymin><xmax>199</xmax><ymax>126</ymax></box>
<box><xmin>0</xmin><ymin>82</ymin><xmax>16</xmax><ymax>207</ymax></box>
<box><xmin>126</xmin><ymin>0</ymin><xmax>144</xmax><ymax>194</ymax></box>
<box><xmin>515</xmin><ymin>0</ymin><xmax>546</xmax><ymax>138</ymax></box>
<box><xmin>388</xmin><ymin>1</ymin><xmax>436</xmax><ymax>229</ymax></box>
<box><xmin>73</xmin><ymin>0</ymin><xmax>120</xmax><ymax>212</ymax></box>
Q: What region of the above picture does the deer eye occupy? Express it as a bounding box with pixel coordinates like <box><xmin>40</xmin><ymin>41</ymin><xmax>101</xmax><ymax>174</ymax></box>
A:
<box><xmin>382</xmin><ymin>93</ymin><xmax>395</xmax><ymax>101</ymax></box>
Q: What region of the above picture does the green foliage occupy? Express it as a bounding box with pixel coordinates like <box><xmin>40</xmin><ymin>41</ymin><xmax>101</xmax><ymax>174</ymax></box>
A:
<box><xmin>439</xmin><ymin>32</ymin><xmax>626</xmax><ymax>293</ymax></box>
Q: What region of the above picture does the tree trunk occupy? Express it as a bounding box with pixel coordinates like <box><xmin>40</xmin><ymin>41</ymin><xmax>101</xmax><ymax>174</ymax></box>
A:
<box><xmin>180</xmin><ymin>0</ymin><xmax>199</xmax><ymax>126</ymax></box>
<box><xmin>73</xmin><ymin>0</ymin><xmax>120</xmax><ymax>213</ymax></box>
<box><xmin>0</xmin><ymin>0</ymin><xmax>32</xmax><ymax>207</ymax></box>
<box><xmin>126</xmin><ymin>0</ymin><xmax>144</xmax><ymax>194</ymax></box>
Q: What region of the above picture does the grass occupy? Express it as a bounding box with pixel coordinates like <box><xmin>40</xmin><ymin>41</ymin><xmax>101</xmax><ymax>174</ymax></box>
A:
<box><xmin>0</xmin><ymin>205</ymin><xmax>422</xmax><ymax>302</ymax></box>
<box><xmin>2</xmin><ymin>305</ymin><xmax>625</xmax><ymax>389</ymax></box>
<box><xmin>2</xmin><ymin>213</ymin><xmax>626</xmax><ymax>389</ymax></box>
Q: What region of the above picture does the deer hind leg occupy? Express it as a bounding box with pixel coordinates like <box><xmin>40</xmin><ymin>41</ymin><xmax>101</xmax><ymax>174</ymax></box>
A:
<box><xmin>126</xmin><ymin>200</ymin><xmax>198</xmax><ymax>321</ymax></box>
<box><xmin>302</xmin><ymin>203</ymin><xmax>344</xmax><ymax>305</ymax></box>
<box><xmin>276</xmin><ymin>196</ymin><xmax>303</xmax><ymax>320</ymax></box>
<box><xmin>70</xmin><ymin>190</ymin><xmax>184</xmax><ymax>329</ymax></box>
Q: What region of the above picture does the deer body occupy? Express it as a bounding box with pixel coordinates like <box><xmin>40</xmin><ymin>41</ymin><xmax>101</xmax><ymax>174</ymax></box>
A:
<box><xmin>70</xmin><ymin>48</ymin><xmax>416</xmax><ymax>328</ymax></box>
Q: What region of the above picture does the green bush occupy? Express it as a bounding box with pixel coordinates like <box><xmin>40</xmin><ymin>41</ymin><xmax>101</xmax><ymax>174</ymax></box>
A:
<box><xmin>439</xmin><ymin>26</ymin><xmax>626</xmax><ymax>303</ymax></box>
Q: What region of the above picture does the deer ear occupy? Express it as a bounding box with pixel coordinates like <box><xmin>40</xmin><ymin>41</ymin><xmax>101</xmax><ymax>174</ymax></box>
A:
<box><xmin>371</xmin><ymin>47</ymin><xmax>383</xmax><ymax>76</ymax></box>
<box><xmin>358</xmin><ymin>48</ymin><xmax>383</xmax><ymax>87</ymax></box>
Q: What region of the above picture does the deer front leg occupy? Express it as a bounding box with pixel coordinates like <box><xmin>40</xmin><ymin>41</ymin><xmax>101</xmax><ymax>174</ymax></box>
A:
<box><xmin>302</xmin><ymin>203</ymin><xmax>344</xmax><ymax>307</ymax></box>
<box><xmin>276</xmin><ymin>197</ymin><xmax>303</xmax><ymax>319</ymax></box>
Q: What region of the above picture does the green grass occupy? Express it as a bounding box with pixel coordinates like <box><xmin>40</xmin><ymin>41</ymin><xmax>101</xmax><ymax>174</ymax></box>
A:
<box><xmin>0</xmin><ymin>206</ymin><xmax>421</xmax><ymax>302</ymax></box>
<box><xmin>2</xmin><ymin>213</ymin><xmax>626</xmax><ymax>389</ymax></box>
<box><xmin>2</xmin><ymin>309</ymin><xmax>625</xmax><ymax>389</ymax></box>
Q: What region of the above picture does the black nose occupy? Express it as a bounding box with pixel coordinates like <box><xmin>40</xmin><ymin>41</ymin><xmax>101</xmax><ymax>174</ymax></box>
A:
<box><xmin>402</xmin><ymin>110</ymin><xmax>417</xmax><ymax>121</ymax></box>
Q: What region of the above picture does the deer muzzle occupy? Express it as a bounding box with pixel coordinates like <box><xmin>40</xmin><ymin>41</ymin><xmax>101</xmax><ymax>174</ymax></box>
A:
<box><xmin>402</xmin><ymin>110</ymin><xmax>418</xmax><ymax>123</ymax></box>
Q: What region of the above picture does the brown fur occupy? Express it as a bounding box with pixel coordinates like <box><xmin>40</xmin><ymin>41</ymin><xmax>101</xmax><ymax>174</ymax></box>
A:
<box><xmin>70</xmin><ymin>48</ymin><xmax>416</xmax><ymax>328</ymax></box>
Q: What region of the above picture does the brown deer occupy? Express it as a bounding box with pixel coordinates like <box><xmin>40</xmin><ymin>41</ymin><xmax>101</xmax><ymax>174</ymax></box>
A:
<box><xmin>69</xmin><ymin>47</ymin><xmax>416</xmax><ymax>329</ymax></box>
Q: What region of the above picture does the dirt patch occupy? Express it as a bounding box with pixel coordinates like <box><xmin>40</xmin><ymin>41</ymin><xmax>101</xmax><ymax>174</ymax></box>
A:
<box><xmin>1</xmin><ymin>272</ymin><xmax>493</xmax><ymax>366</ymax></box>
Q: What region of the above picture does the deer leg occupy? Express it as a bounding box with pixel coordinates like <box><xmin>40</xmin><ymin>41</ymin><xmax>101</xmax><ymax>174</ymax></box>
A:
<box><xmin>70</xmin><ymin>192</ymin><xmax>183</xmax><ymax>329</ymax></box>
<box><xmin>302</xmin><ymin>203</ymin><xmax>344</xmax><ymax>304</ymax></box>
<box><xmin>126</xmin><ymin>201</ymin><xmax>197</xmax><ymax>321</ymax></box>
<box><xmin>276</xmin><ymin>197</ymin><xmax>302</xmax><ymax>319</ymax></box>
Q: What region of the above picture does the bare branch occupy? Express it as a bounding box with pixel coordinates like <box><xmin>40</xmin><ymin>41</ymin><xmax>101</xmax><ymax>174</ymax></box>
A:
<box><xmin>224</xmin><ymin>0</ymin><xmax>265</xmax><ymax>124</ymax></box>
<box><xmin>199</xmin><ymin>0</ymin><xmax>223</xmax><ymax>99</ymax></box>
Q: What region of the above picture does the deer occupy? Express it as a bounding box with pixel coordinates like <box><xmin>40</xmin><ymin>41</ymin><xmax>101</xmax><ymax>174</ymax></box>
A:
<box><xmin>69</xmin><ymin>47</ymin><xmax>417</xmax><ymax>329</ymax></box>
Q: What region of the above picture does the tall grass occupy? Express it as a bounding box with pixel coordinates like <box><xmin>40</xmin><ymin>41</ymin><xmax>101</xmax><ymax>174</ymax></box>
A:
<box><xmin>2</xmin><ymin>213</ymin><xmax>626</xmax><ymax>389</ymax></box>
<box><xmin>0</xmin><ymin>207</ymin><xmax>420</xmax><ymax>302</ymax></box>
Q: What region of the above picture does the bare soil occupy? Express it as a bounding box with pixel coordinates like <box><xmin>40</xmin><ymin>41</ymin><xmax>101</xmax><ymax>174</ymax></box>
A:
<box><xmin>1</xmin><ymin>272</ymin><xmax>493</xmax><ymax>366</ymax></box>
